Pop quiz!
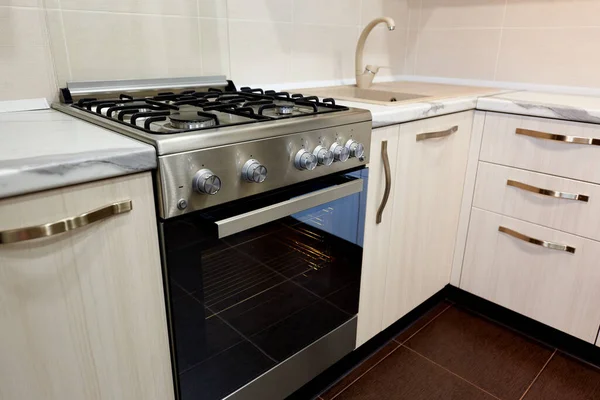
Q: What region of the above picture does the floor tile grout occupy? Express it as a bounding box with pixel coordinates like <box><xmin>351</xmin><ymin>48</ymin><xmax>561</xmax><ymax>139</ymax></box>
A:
<box><xmin>326</xmin><ymin>341</ymin><xmax>402</xmax><ymax>400</ymax></box>
<box><xmin>402</xmin><ymin>345</ymin><xmax>503</xmax><ymax>400</ymax></box>
<box><xmin>394</xmin><ymin>303</ymin><xmax>454</xmax><ymax>345</ymax></box>
<box><xmin>519</xmin><ymin>349</ymin><xmax>557</xmax><ymax>400</ymax></box>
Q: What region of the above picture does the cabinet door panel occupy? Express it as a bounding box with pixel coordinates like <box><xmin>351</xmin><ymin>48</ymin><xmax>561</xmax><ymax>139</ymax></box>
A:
<box><xmin>0</xmin><ymin>173</ymin><xmax>174</xmax><ymax>400</ymax></box>
<box><xmin>357</xmin><ymin>125</ymin><xmax>399</xmax><ymax>347</ymax></box>
<box><xmin>461</xmin><ymin>208</ymin><xmax>600</xmax><ymax>343</ymax></box>
<box><xmin>382</xmin><ymin>111</ymin><xmax>473</xmax><ymax>329</ymax></box>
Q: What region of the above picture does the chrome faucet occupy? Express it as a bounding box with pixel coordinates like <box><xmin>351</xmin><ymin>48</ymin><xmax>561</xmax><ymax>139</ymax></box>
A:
<box><xmin>355</xmin><ymin>17</ymin><xmax>396</xmax><ymax>89</ymax></box>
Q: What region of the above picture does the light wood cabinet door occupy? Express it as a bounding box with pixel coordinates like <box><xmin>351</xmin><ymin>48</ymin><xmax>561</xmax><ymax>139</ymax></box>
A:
<box><xmin>0</xmin><ymin>173</ymin><xmax>174</xmax><ymax>400</ymax></box>
<box><xmin>382</xmin><ymin>111</ymin><xmax>473</xmax><ymax>329</ymax></box>
<box><xmin>357</xmin><ymin>125</ymin><xmax>399</xmax><ymax>347</ymax></box>
<box><xmin>461</xmin><ymin>208</ymin><xmax>600</xmax><ymax>343</ymax></box>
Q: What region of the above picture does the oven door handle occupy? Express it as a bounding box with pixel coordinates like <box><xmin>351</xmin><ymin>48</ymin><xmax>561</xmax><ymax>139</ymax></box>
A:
<box><xmin>215</xmin><ymin>178</ymin><xmax>364</xmax><ymax>238</ymax></box>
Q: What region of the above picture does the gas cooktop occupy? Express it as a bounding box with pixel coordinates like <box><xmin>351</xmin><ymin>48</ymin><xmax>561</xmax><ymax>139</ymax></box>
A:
<box><xmin>53</xmin><ymin>76</ymin><xmax>370</xmax><ymax>155</ymax></box>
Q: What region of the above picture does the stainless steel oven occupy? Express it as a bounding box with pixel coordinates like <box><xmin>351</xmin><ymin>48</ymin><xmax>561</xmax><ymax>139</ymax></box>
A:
<box><xmin>160</xmin><ymin>172</ymin><xmax>365</xmax><ymax>400</ymax></box>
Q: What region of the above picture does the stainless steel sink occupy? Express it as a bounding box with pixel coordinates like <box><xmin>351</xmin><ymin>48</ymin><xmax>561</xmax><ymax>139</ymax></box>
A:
<box><xmin>304</xmin><ymin>85</ymin><xmax>429</xmax><ymax>105</ymax></box>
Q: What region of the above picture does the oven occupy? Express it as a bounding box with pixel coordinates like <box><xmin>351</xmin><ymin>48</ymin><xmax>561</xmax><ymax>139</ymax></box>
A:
<box><xmin>160</xmin><ymin>171</ymin><xmax>366</xmax><ymax>400</ymax></box>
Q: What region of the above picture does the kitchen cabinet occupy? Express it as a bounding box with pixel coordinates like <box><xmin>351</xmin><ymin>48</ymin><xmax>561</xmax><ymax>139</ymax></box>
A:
<box><xmin>381</xmin><ymin>111</ymin><xmax>474</xmax><ymax>329</ymax></box>
<box><xmin>461</xmin><ymin>208</ymin><xmax>600</xmax><ymax>343</ymax></box>
<box><xmin>358</xmin><ymin>111</ymin><xmax>473</xmax><ymax>345</ymax></box>
<box><xmin>357</xmin><ymin>125</ymin><xmax>399</xmax><ymax>346</ymax></box>
<box><xmin>0</xmin><ymin>173</ymin><xmax>174</xmax><ymax>400</ymax></box>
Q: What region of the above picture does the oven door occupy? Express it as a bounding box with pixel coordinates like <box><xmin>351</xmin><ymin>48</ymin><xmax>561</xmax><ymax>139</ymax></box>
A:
<box><xmin>161</xmin><ymin>172</ymin><xmax>365</xmax><ymax>400</ymax></box>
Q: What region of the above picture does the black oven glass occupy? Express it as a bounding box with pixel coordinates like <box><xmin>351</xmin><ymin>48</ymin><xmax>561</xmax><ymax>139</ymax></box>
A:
<box><xmin>161</xmin><ymin>173</ymin><xmax>365</xmax><ymax>400</ymax></box>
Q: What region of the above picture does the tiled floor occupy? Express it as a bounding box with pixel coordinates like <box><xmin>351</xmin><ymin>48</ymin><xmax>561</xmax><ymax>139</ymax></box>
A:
<box><xmin>319</xmin><ymin>302</ymin><xmax>600</xmax><ymax>400</ymax></box>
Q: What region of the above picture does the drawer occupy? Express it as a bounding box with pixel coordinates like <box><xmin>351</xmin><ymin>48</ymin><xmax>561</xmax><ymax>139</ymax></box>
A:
<box><xmin>474</xmin><ymin>162</ymin><xmax>600</xmax><ymax>241</ymax></box>
<box><xmin>460</xmin><ymin>208</ymin><xmax>600</xmax><ymax>343</ymax></box>
<box><xmin>480</xmin><ymin>112</ymin><xmax>600</xmax><ymax>184</ymax></box>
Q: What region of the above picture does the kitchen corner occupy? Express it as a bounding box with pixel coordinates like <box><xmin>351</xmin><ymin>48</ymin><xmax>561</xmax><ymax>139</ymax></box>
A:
<box><xmin>4</xmin><ymin>1</ymin><xmax>600</xmax><ymax>400</ymax></box>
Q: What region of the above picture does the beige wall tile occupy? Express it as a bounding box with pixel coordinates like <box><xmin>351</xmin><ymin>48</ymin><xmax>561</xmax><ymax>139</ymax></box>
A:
<box><xmin>0</xmin><ymin>0</ymin><xmax>42</xmax><ymax>6</ymax></box>
<box><xmin>200</xmin><ymin>18</ymin><xmax>230</xmax><ymax>76</ymax></box>
<box><xmin>293</xmin><ymin>0</ymin><xmax>360</xmax><ymax>26</ymax></box>
<box><xmin>0</xmin><ymin>6</ymin><xmax>45</xmax><ymax>46</ymax></box>
<box><xmin>360</xmin><ymin>25</ymin><xmax>407</xmax><ymax>77</ymax></box>
<box><xmin>360</xmin><ymin>0</ymin><xmax>409</xmax><ymax>27</ymax></box>
<box><xmin>227</xmin><ymin>0</ymin><xmax>293</xmax><ymax>22</ymax></box>
<box><xmin>403</xmin><ymin>28</ymin><xmax>418</xmax><ymax>74</ymax></box>
<box><xmin>58</xmin><ymin>0</ymin><xmax>198</xmax><ymax>16</ymax></box>
<box><xmin>496</xmin><ymin>28</ymin><xmax>600</xmax><ymax>87</ymax></box>
<box><xmin>504</xmin><ymin>0</ymin><xmax>600</xmax><ymax>28</ymax></box>
<box><xmin>44</xmin><ymin>9</ymin><xmax>71</xmax><ymax>86</ymax></box>
<box><xmin>198</xmin><ymin>0</ymin><xmax>227</xmax><ymax>18</ymax></box>
<box><xmin>420</xmin><ymin>0</ymin><xmax>505</xmax><ymax>29</ymax></box>
<box><xmin>291</xmin><ymin>24</ymin><xmax>357</xmax><ymax>82</ymax></box>
<box><xmin>61</xmin><ymin>11</ymin><xmax>202</xmax><ymax>81</ymax></box>
<box><xmin>415</xmin><ymin>28</ymin><xmax>501</xmax><ymax>79</ymax></box>
<box><xmin>0</xmin><ymin>6</ymin><xmax>57</xmax><ymax>101</ymax></box>
<box><xmin>228</xmin><ymin>20</ymin><xmax>292</xmax><ymax>85</ymax></box>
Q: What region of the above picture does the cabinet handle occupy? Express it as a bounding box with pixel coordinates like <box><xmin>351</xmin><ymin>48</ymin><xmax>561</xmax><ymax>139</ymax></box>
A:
<box><xmin>516</xmin><ymin>128</ymin><xmax>600</xmax><ymax>146</ymax></box>
<box><xmin>507</xmin><ymin>180</ymin><xmax>589</xmax><ymax>202</ymax></box>
<box><xmin>376</xmin><ymin>141</ymin><xmax>391</xmax><ymax>224</ymax></box>
<box><xmin>0</xmin><ymin>200</ymin><xmax>132</xmax><ymax>245</ymax></box>
<box><xmin>416</xmin><ymin>125</ymin><xmax>458</xmax><ymax>142</ymax></box>
<box><xmin>498</xmin><ymin>226</ymin><xmax>576</xmax><ymax>254</ymax></box>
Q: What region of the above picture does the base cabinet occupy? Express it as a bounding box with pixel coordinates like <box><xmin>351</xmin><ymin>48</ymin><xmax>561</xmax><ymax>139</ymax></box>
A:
<box><xmin>358</xmin><ymin>111</ymin><xmax>474</xmax><ymax>344</ymax></box>
<box><xmin>0</xmin><ymin>173</ymin><xmax>174</xmax><ymax>400</ymax></box>
<box><xmin>381</xmin><ymin>111</ymin><xmax>474</xmax><ymax>329</ymax></box>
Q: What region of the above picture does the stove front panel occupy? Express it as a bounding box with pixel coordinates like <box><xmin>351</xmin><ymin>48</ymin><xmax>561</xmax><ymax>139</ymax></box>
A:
<box><xmin>156</xmin><ymin>120</ymin><xmax>371</xmax><ymax>218</ymax></box>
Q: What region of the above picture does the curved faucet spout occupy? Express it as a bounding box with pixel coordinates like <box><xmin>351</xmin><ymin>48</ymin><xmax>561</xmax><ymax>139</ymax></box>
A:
<box><xmin>355</xmin><ymin>17</ymin><xmax>396</xmax><ymax>88</ymax></box>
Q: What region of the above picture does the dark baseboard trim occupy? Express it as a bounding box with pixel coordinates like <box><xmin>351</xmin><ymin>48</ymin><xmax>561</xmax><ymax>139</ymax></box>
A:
<box><xmin>445</xmin><ymin>285</ymin><xmax>600</xmax><ymax>368</ymax></box>
<box><xmin>287</xmin><ymin>289</ymin><xmax>448</xmax><ymax>400</ymax></box>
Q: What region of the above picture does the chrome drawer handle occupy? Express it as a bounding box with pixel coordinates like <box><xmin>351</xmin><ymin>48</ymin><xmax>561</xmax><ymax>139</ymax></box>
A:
<box><xmin>507</xmin><ymin>180</ymin><xmax>589</xmax><ymax>202</ymax></box>
<box><xmin>516</xmin><ymin>128</ymin><xmax>600</xmax><ymax>146</ymax></box>
<box><xmin>416</xmin><ymin>125</ymin><xmax>458</xmax><ymax>142</ymax></box>
<box><xmin>376</xmin><ymin>141</ymin><xmax>391</xmax><ymax>224</ymax></box>
<box><xmin>0</xmin><ymin>200</ymin><xmax>132</xmax><ymax>245</ymax></box>
<box><xmin>498</xmin><ymin>226</ymin><xmax>576</xmax><ymax>254</ymax></box>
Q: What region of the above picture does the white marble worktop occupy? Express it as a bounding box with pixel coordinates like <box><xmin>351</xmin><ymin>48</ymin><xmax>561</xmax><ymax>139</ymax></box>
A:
<box><xmin>0</xmin><ymin>109</ymin><xmax>156</xmax><ymax>200</ymax></box>
<box><xmin>477</xmin><ymin>91</ymin><xmax>600</xmax><ymax>124</ymax></box>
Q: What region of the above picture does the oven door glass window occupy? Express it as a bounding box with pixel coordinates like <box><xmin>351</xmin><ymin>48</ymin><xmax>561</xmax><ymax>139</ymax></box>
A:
<box><xmin>162</xmin><ymin>173</ymin><xmax>364</xmax><ymax>400</ymax></box>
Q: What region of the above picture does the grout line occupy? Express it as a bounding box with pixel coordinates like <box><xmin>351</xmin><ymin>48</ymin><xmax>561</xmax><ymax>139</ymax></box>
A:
<box><xmin>492</xmin><ymin>0</ymin><xmax>509</xmax><ymax>81</ymax></box>
<box><xmin>196</xmin><ymin>0</ymin><xmax>203</xmax><ymax>74</ymax></box>
<box><xmin>403</xmin><ymin>346</ymin><xmax>502</xmax><ymax>400</ymax></box>
<box><xmin>519</xmin><ymin>349</ymin><xmax>556</xmax><ymax>400</ymax></box>
<box><xmin>394</xmin><ymin>303</ymin><xmax>453</xmax><ymax>345</ymax></box>
<box><xmin>327</xmin><ymin>341</ymin><xmax>401</xmax><ymax>400</ymax></box>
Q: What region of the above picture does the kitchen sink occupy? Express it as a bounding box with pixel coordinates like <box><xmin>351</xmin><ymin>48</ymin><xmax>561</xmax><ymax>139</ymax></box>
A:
<box><xmin>303</xmin><ymin>85</ymin><xmax>430</xmax><ymax>105</ymax></box>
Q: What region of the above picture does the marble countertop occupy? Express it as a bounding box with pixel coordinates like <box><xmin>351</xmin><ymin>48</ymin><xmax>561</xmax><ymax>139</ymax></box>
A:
<box><xmin>0</xmin><ymin>109</ymin><xmax>156</xmax><ymax>200</ymax></box>
<box><xmin>477</xmin><ymin>91</ymin><xmax>600</xmax><ymax>124</ymax></box>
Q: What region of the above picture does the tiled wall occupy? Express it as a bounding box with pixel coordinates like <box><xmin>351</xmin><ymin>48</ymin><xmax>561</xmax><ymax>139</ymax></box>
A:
<box><xmin>2</xmin><ymin>0</ymin><xmax>600</xmax><ymax>102</ymax></box>
<box><xmin>0</xmin><ymin>0</ymin><xmax>405</xmax><ymax>101</ymax></box>
<box><xmin>405</xmin><ymin>0</ymin><xmax>600</xmax><ymax>89</ymax></box>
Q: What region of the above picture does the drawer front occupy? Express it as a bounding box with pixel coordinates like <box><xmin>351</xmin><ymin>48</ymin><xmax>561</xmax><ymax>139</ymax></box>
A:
<box><xmin>474</xmin><ymin>162</ymin><xmax>600</xmax><ymax>241</ymax></box>
<box><xmin>480</xmin><ymin>112</ymin><xmax>600</xmax><ymax>184</ymax></box>
<box><xmin>461</xmin><ymin>208</ymin><xmax>600</xmax><ymax>343</ymax></box>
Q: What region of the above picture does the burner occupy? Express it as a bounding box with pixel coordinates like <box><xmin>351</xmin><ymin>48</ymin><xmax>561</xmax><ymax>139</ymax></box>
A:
<box><xmin>276</xmin><ymin>105</ymin><xmax>294</xmax><ymax>115</ymax></box>
<box><xmin>169</xmin><ymin>110</ymin><xmax>217</xmax><ymax>130</ymax></box>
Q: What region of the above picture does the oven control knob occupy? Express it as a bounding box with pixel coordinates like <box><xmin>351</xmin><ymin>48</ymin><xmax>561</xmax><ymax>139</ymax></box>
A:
<box><xmin>345</xmin><ymin>139</ymin><xmax>365</xmax><ymax>159</ymax></box>
<box><xmin>193</xmin><ymin>169</ymin><xmax>221</xmax><ymax>195</ymax></box>
<box><xmin>330</xmin><ymin>143</ymin><xmax>350</xmax><ymax>162</ymax></box>
<box><xmin>295</xmin><ymin>149</ymin><xmax>318</xmax><ymax>171</ymax></box>
<box><xmin>313</xmin><ymin>145</ymin><xmax>334</xmax><ymax>166</ymax></box>
<box><xmin>242</xmin><ymin>159</ymin><xmax>268</xmax><ymax>183</ymax></box>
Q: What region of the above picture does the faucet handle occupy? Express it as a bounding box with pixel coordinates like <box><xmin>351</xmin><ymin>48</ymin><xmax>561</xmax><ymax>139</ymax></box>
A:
<box><xmin>365</xmin><ymin>64</ymin><xmax>381</xmax><ymax>75</ymax></box>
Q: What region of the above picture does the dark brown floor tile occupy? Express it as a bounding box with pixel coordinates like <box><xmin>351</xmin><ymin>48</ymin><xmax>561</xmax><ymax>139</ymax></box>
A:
<box><xmin>524</xmin><ymin>352</ymin><xmax>600</xmax><ymax>400</ymax></box>
<box><xmin>321</xmin><ymin>341</ymin><xmax>400</xmax><ymax>400</ymax></box>
<box><xmin>394</xmin><ymin>301</ymin><xmax>453</xmax><ymax>344</ymax></box>
<box><xmin>405</xmin><ymin>306</ymin><xmax>553</xmax><ymax>400</ymax></box>
<box><xmin>333</xmin><ymin>346</ymin><xmax>497</xmax><ymax>400</ymax></box>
